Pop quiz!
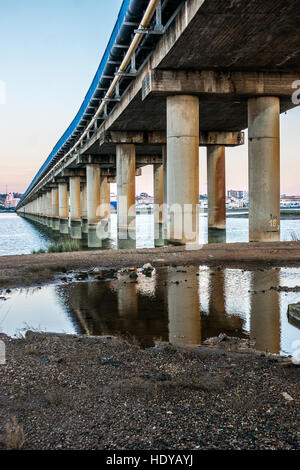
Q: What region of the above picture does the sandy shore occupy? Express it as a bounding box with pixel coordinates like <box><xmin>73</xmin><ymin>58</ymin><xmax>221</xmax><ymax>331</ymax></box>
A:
<box><xmin>0</xmin><ymin>332</ymin><xmax>299</xmax><ymax>450</ymax></box>
<box><xmin>1</xmin><ymin>241</ymin><xmax>300</xmax><ymax>289</ymax></box>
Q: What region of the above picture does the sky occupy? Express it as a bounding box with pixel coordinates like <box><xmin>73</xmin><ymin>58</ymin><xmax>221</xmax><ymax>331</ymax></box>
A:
<box><xmin>0</xmin><ymin>0</ymin><xmax>299</xmax><ymax>197</ymax></box>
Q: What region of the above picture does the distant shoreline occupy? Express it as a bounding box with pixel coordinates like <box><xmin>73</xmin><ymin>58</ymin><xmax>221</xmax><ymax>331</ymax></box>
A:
<box><xmin>2</xmin><ymin>209</ymin><xmax>300</xmax><ymax>218</ymax></box>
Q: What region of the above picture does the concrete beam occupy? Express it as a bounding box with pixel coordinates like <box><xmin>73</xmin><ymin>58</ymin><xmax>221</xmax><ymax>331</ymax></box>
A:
<box><xmin>61</xmin><ymin>169</ymin><xmax>86</xmax><ymax>177</ymax></box>
<box><xmin>99</xmin><ymin>131</ymin><xmax>166</xmax><ymax>145</ymax></box>
<box><xmin>77</xmin><ymin>154</ymin><xmax>163</xmax><ymax>165</ymax></box>
<box><xmin>199</xmin><ymin>131</ymin><xmax>244</xmax><ymax>147</ymax></box>
<box><xmin>142</xmin><ymin>70</ymin><xmax>300</xmax><ymax>100</ymax></box>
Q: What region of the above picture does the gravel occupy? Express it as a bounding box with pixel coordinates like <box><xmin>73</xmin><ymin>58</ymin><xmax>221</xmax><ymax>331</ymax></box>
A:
<box><xmin>0</xmin><ymin>332</ymin><xmax>299</xmax><ymax>450</ymax></box>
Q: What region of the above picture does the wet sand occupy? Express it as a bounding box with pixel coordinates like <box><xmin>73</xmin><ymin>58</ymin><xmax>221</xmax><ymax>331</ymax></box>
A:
<box><xmin>1</xmin><ymin>241</ymin><xmax>300</xmax><ymax>289</ymax></box>
<box><xmin>0</xmin><ymin>332</ymin><xmax>299</xmax><ymax>450</ymax></box>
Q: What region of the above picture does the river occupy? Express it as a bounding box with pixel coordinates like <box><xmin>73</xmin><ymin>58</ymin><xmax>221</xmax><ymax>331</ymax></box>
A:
<box><xmin>1</xmin><ymin>212</ymin><xmax>300</xmax><ymax>256</ymax></box>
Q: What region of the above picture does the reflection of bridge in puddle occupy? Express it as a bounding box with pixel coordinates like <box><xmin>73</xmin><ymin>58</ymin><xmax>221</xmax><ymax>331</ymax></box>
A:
<box><xmin>56</xmin><ymin>266</ymin><xmax>281</xmax><ymax>353</ymax></box>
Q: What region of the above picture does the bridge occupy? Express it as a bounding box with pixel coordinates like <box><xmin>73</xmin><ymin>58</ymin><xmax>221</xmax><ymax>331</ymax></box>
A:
<box><xmin>17</xmin><ymin>0</ymin><xmax>300</xmax><ymax>248</ymax></box>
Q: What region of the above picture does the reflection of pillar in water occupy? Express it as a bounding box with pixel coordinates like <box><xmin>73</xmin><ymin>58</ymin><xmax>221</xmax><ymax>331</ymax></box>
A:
<box><xmin>206</xmin><ymin>268</ymin><xmax>244</xmax><ymax>338</ymax></box>
<box><xmin>208</xmin><ymin>228</ymin><xmax>226</xmax><ymax>244</ymax></box>
<box><xmin>167</xmin><ymin>266</ymin><xmax>201</xmax><ymax>345</ymax></box>
<box><xmin>250</xmin><ymin>269</ymin><xmax>281</xmax><ymax>354</ymax></box>
<box><xmin>209</xmin><ymin>268</ymin><xmax>226</xmax><ymax>316</ymax></box>
<box><xmin>117</xmin><ymin>278</ymin><xmax>138</xmax><ymax>318</ymax></box>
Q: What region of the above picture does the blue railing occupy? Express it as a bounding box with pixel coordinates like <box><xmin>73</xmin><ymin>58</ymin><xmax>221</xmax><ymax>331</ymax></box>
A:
<box><xmin>20</xmin><ymin>0</ymin><xmax>132</xmax><ymax>204</ymax></box>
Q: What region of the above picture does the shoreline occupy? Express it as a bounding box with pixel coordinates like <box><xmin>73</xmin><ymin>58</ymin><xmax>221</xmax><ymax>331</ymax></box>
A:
<box><xmin>0</xmin><ymin>331</ymin><xmax>298</xmax><ymax>450</ymax></box>
<box><xmin>1</xmin><ymin>241</ymin><xmax>300</xmax><ymax>289</ymax></box>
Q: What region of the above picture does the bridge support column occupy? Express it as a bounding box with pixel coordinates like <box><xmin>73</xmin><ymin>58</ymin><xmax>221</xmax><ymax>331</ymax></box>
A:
<box><xmin>37</xmin><ymin>197</ymin><xmax>42</xmax><ymax>224</ymax></box>
<box><xmin>153</xmin><ymin>162</ymin><xmax>164</xmax><ymax>247</ymax></box>
<box><xmin>46</xmin><ymin>190</ymin><xmax>52</xmax><ymax>228</ymax></box>
<box><xmin>100</xmin><ymin>175</ymin><xmax>111</xmax><ymax>239</ymax></box>
<box><xmin>58</xmin><ymin>183</ymin><xmax>69</xmax><ymax>234</ymax></box>
<box><xmin>167</xmin><ymin>95</ymin><xmax>199</xmax><ymax>244</ymax></box>
<box><xmin>248</xmin><ymin>97</ymin><xmax>280</xmax><ymax>242</ymax></box>
<box><xmin>207</xmin><ymin>145</ymin><xmax>226</xmax><ymax>243</ymax></box>
<box><xmin>162</xmin><ymin>145</ymin><xmax>168</xmax><ymax>240</ymax></box>
<box><xmin>51</xmin><ymin>187</ymin><xmax>60</xmax><ymax>231</ymax></box>
<box><xmin>40</xmin><ymin>194</ymin><xmax>45</xmax><ymax>225</ymax></box>
<box><xmin>69</xmin><ymin>176</ymin><xmax>82</xmax><ymax>239</ymax></box>
<box><xmin>116</xmin><ymin>144</ymin><xmax>136</xmax><ymax>249</ymax></box>
<box><xmin>86</xmin><ymin>164</ymin><xmax>101</xmax><ymax>248</ymax></box>
<box><xmin>81</xmin><ymin>183</ymin><xmax>88</xmax><ymax>235</ymax></box>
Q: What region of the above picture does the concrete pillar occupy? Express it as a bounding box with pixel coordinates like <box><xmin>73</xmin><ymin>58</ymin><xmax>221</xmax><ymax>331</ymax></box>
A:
<box><xmin>167</xmin><ymin>95</ymin><xmax>199</xmax><ymax>244</ymax></box>
<box><xmin>58</xmin><ymin>183</ymin><xmax>69</xmax><ymax>234</ymax></box>
<box><xmin>86</xmin><ymin>164</ymin><xmax>101</xmax><ymax>248</ymax></box>
<box><xmin>46</xmin><ymin>191</ymin><xmax>52</xmax><ymax>228</ymax></box>
<box><xmin>100</xmin><ymin>175</ymin><xmax>111</xmax><ymax>239</ymax></box>
<box><xmin>40</xmin><ymin>194</ymin><xmax>45</xmax><ymax>224</ymax></box>
<box><xmin>207</xmin><ymin>145</ymin><xmax>226</xmax><ymax>243</ymax></box>
<box><xmin>37</xmin><ymin>197</ymin><xmax>41</xmax><ymax>223</ymax></box>
<box><xmin>81</xmin><ymin>183</ymin><xmax>88</xmax><ymax>235</ymax></box>
<box><xmin>153</xmin><ymin>163</ymin><xmax>164</xmax><ymax>247</ymax></box>
<box><xmin>51</xmin><ymin>187</ymin><xmax>60</xmax><ymax>231</ymax></box>
<box><xmin>43</xmin><ymin>192</ymin><xmax>48</xmax><ymax>225</ymax></box>
<box><xmin>162</xmin><ymin>145</ymin><xmax>168</xmax><ymax>239</ymax></box>
<box><xmin>69</xmin><ymin>176</ymin><xmax>82</xmax><ymax>239</ymax></box>
<box><xmin>248</xmin><ymin>97</ymin><xmax>280</xmax><ymax>242</ymax></box>
<box><xmin>116</xmin><ymin>144</ymin><xmax>136</xmax><ymax>249</ymax></box>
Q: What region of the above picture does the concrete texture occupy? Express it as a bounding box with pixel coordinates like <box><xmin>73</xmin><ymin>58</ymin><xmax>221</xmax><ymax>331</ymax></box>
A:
<box><xmin>69</xmin><ymin>177</ymin><xmax>82</xmax><ymax>240</ymax></box>
<box><xmin>248</xmin><ymin>97</ymin><xmax>280</xmax><ymax>242</ymax></box>
<box><xmin>86</xmin><ymin>164</ymin><xmax>101</xmax><ymax>248</ymax></box>
<box><xmin>207</xmin><ymin>146</ymin><xmax>226</xmax><ymax>231</ymax></box>
<box><xmin>167</xmin><ymin>95</ymin><xmax>199</xmax><ymax>244</ymax></box>
<box><xmin>116</xmin><ymin>144</ymin><xmax>136</xmax><ymax>234</ymax></box>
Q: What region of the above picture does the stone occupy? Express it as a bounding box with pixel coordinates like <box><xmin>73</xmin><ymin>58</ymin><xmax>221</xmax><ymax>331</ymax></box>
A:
<box><xmin>287</xmin><ymin>303</ymin><xmax>300</xmax><ymax>325</ymax></box>
<box><xmin>282</xmin><ymin>392</ymin><xmax>294</xmax><ymax>402</ymax></box>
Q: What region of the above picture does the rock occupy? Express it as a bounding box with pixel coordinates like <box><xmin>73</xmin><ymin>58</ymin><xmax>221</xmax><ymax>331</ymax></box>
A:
<box><xmin>75</xmin><ymin>272</ymin><xmax>88</xmax><ymax>280</ymax></box>
<box><xmin>119</xmin><ymin>267</ymin><xmax>137</xmax><ymax>276</ymax></box>
<box><xmin>142</xmin><ymin>263</ymin><xmax>154</xmax><ymax>277</ymax></box>
<box><xmin>218</xmin><ymin>333</ymin><xmax>230</xmax><ymax>342</ymax></box>
<box><xmin>89</xmin><ymin>267</ymin><xmax>117</xmax><ymax>279</ymax></box>
<box><xmin>129</xmin><ymin>272</ymin><xmax>138</xmax><ymax>280</ymax></box>
<box><xmin>287</xmin><ymin>303</ymin><xmax>300</xmax><ymax>326</ymax></box>
<box><xmin>291</xmin><ymin>357</ymin><xmax>300</xmax><ymax>366</ymax></box>
<box><xmin>204</xmin><ymin>333</ymin><xmax>235</xmax><ymax>346</ymax></box>
<box><xmin>89</xmin><ymin>267</ymin><xmax>101</xmax><ymax>275</ymax></box>
<box><xmin>282</xmin><ymin>392</ymin><xmax>294</xmax><ymax>402</ymax></box>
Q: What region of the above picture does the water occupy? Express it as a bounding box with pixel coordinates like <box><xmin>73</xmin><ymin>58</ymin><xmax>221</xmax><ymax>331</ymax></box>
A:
<box><xmin>1</xmin><ymin>212</ymin><xmax>300</xmax><ymax>256</ymax></box>
<box><xmin>0</xmin><ymin>266</ymin><xmax>299</xmax><ymax>356</ymax></box>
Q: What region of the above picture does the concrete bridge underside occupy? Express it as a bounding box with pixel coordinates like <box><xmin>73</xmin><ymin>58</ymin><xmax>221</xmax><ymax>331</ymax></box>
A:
<box><xmin>18</xmin><ymin>0</ymin><xmax>300</xmax><ymax>247</ymax></box>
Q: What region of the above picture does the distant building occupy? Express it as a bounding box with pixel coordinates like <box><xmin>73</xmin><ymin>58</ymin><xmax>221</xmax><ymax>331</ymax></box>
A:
<box><xmin>4</xmin><ymin>193</ymin><xmax>21</xmax><ymax>209</ymax></box>
<box><xmin>227</xmin><ymin>190</ymin><xmax>247</xmax><ymax>199</ymax></box>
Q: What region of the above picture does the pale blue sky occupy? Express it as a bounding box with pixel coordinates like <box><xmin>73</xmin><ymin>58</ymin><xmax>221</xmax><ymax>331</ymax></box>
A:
<box><xmin>0</xmin><ymin>0</ymin><xmax>299</xmax><ymax>196</ymax></box>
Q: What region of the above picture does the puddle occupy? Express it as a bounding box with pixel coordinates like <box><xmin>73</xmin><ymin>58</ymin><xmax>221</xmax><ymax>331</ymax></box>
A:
<box><xmin>0</xmin><ymin>266</ymin><xmax>299</xmax><ymax>356</ymax></box>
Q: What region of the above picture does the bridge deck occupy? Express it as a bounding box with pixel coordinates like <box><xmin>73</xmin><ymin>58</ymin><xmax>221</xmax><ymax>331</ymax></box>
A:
<box><xmin>19</xmin><ymin>0</ymin><xmax>300</xmax><ymax>201</ymax></box>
